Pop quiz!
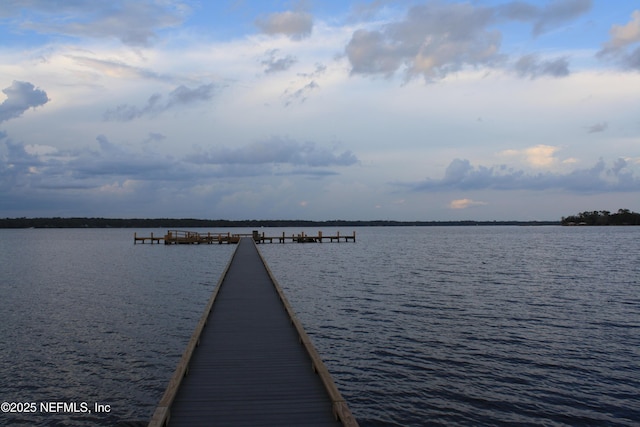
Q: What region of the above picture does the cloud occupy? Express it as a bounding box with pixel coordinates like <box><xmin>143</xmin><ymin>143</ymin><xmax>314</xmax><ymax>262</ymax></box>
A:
<box><xmin>587</xmin><ymin>122</ymin><xmax>608</xmax><ymax>133</ymax></box>
<box><xmin>345</xmin><ymin>0</ymin><xmax>592</xmax><ymax>82</ymax></box>
<box><xmin>262</xmin><ymin>50</ymin><xmax>297</xmax><ymax>74</ymax></box>
<box><xmin>1</xmin><ymin>0</ymin><xmax>188</xmax><ymax>47</ymax></box>
<box><xmin>531</xmin><ymin>0</ymin><xmax>592</xmax><ymax>36</ymax></box>
<box><xmin>256</xmin><ymin>11</ymin><xmax>313</xmax><ymax>40</ymax></box>
<box><xmin>514</xmin><ymin>54</ymin><xmax>570</xmax><ymax>79</ymax></box>
<box><xmin>501</xmin><ymin>145</ymin><xmax>562</xmax><ymax>168</ymax></box>
<box><xmin>283</xmin><ymin>81</ymin><xmax>319</xmax><ymax>106</ymax></box>
<box><xmin>279</xmin><ymin>63</ymin><xmax>326</xmax><ymax>106</ymax></box>
<box><xmin>497</xmin><ymin>0</ymin><xmax>592</xmax><ymax>35</ymax></box>
<box><xmin>410</xmin><ymin>157</ymin><xmax>640</xmax><ymax>193</ymax></box>
<box><xmin>345</xmin><ymin>2</ymin><xmax>502</xmax><ymax>81</ymax></box>
<box><xmin>597</xmin><ymin>10</ymin><xmax>640</xmax><ymax>70</ymax></box>
<box><xmin>188</xmin><ymin>136</ymin><xmax>358</xmax><ymax>168</ymax></box>
<box><xmin>449</xmin><ymin>198</ymin><xmax>488</xmax><ymax>209</ymax></box>
<box><xmin>70</xmin><ymin>56</ymin><xmax>169</xmax><ymax>81</ymax></box>
<box><xmin>0</xmin><ymin>133</ymin><xmax>359</xmax><ymax>213</ymax></box>
<box><xmin>0</xmin><ymin>136</ymin><xmax>184</xmax><ymax>195</ymax></box>
<box><xmin>104</xmin><ymin>83</ymin><xmax>216</xmax><ymax>121</ymax></box>
<box><xmin>0</xmin><ymin>81</ymin><xmax>50</xmax><ymax>123</ymax></box>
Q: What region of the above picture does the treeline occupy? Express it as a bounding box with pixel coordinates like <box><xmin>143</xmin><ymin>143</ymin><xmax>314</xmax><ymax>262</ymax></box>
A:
<box><xmin>0</xmin><ymin>217</ymin><xmax>559</xmax><ymax>229</ymax></box>
<box><xmin>561</xmin><ymin>209</ymin><xmax>640</xmax><ymax>225</ymax></box>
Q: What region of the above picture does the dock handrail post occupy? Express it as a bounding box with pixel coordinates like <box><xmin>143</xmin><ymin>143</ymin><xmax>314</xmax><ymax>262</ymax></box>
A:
<box><xmin>134</xmin><ymin>232</ymin><xmax>137</xmax><ymax>244</ymax></box>
<box><xmin>318</xmin><ymin>230</ymin><xmax>322</xmax><ymax>242</ymax></box>
<box><xmin>151</xmin><ymin>232</ymin><xmax>154</xmax><ymax>244</ymax></box>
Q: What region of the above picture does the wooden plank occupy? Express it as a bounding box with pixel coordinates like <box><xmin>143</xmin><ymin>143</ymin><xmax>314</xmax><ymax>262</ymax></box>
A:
<box><xmin>149</xmin><ymin>237</ymin><xmax>357</xmax><ymax>426</ymax></box>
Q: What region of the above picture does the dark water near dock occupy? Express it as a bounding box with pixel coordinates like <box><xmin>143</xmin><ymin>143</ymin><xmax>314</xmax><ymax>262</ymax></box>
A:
<box><xmin>1</xmin><ymin>227</ymin><xmax>639</xmax><ymax>426</ymax></box>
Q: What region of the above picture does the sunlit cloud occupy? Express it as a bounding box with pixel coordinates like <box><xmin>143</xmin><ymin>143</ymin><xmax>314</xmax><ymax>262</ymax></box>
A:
<box><xmin>449</xmin><ymin>198</ymin><xmax>488</xmax><ymax>209</ymax></box>
<box><xmin>499</xmin><ymin>145</ymin><xmax>562</xmax><ymax>169</ymax></box>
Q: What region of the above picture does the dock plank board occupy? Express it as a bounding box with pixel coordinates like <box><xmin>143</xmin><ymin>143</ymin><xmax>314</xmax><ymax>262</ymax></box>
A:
<box><xmin>155</xmin><ymin>237</ymin><xmax>350</xmax><ymax>426</ymax></box>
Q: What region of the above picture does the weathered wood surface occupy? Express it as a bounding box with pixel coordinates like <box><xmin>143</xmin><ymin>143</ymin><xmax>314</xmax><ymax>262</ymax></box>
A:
<box><xmin>149</xmin><ymin>237</ymin><xmax>357</xmax><ymax>427</ymax></box>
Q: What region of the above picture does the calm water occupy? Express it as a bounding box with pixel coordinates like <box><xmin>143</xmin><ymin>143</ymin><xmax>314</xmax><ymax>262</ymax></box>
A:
<box><xmin>1</xmin><ymin>227</ymin><xmax>639</xmax><ymax>426</ymax></box>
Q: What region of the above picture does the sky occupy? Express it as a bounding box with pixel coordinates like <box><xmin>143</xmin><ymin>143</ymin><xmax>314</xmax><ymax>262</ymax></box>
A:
<box><xmin>0</xmin><ymin>0</ymin><xmax>639</xmax><ymax>221</ymax></box>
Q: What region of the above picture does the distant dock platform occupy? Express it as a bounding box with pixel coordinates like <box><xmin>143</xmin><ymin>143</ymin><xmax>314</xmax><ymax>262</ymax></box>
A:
<box><xmin>134</xmin><ymin>230</ymin><xmax>356</xmax><ymax>244</ymax></box>
<box><xmin>148</xmin><ymin>237</ymin><xmax>357</xmax><ymax>426</ymax></box>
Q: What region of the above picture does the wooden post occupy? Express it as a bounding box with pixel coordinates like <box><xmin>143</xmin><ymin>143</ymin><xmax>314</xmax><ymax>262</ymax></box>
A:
<box><xmin>318</xmin><ymin>230</ymin><xmax>322</xmax><ymax>242</ymax></box>
<box><xmin>134</xmin><ymin>232</ymin><xmax>137</xmax><ymax>244</ymax></box>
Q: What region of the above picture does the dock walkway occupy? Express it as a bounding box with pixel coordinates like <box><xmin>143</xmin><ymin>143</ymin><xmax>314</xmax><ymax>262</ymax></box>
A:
<box><xmin>149</xmin><ymin>237</ymin><xmax>357</xmax><ymax>426</ymax></box>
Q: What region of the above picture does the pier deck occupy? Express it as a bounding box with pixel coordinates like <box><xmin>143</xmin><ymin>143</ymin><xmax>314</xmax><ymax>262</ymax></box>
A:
<box><xmin>149</xmin><ymin>237</ymin><xmax>357</xmax><ymax>426</ymax></box>
<box><xmin>134</xmin><ymin>230</ymin><xmax>355</xmax><ymax>244</ymax></box>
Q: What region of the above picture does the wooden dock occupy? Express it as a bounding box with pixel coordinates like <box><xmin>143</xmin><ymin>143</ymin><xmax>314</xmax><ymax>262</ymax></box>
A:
<box><xmin>134</xmin><ymin>230</ymin><xmax>356</xmax><ymax>244</ymax></box>
<box><xmin>148</xmin><ymin>237</ymin><xmax>358</xmax><ymax>426</ymax></box>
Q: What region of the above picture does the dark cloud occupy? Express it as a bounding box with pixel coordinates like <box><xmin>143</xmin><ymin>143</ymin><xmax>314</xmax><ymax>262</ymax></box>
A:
<box><xmin>262</xmin><ymin>50</ymin><xmax>298</xmax><ymax>74</ymax></box>
<box><xmin>188</xmin><ymin>137</ymin><xmax>358</xmax><ymax>168</ymax></box>
<box><xmin>1</xmin><ymin>134</ymin><xmax>358</xmax><ymax>201</ymax></box>
<box><xmin>1</xmin><ymin>0</ymin><xmax>188</xmax><ymax>47</ymax></box>
<box><xmin>145</xmin><ymin>132</ymin><xmax>166</xmax><ymax>143</ymax></box>
<box><xmin>256</xmin><ymin>11</ymin><xmax>313</xmax><ymax>40</ymax></box>
<box><xmin>283</xmin><ymin>81</ymin><xmax>319</xmax><ymax>106</ymax></box>
<box><xmin>345</xmin><ymin>0</ymin><xmax>590</xmax><ymax>82</ymax></box>
<box><xmin>514</xmin><ymin>54</ymin><xmax>570</xmax><ymax>79</ymax></box>
<box><xmin>278</xmin><ymin>63</ymin><xmax>326</xmax><ymax>106</ymax></box>
<box><xmin>0</xmin><ymin>81</ymin><xmax>49</xmax><ymax>123</ymax></box>
<box><xmin>587</xmin><ymin>122</ymin><xmax>608</xmax><ymax>134</ymax></box>
<box><xmin>409</xmin><ymin>157</ymin><xmax>640</xmax><ymax>193</ymax></box>
<box><xmin>104</xmin><ymin>83</ymin><xmax>216</xmax><ymax>121</ymax></box>
<box><xmin>623</xmin><ymin>46</ymin><xmax>640</xmax><ymax>70</ymax></box>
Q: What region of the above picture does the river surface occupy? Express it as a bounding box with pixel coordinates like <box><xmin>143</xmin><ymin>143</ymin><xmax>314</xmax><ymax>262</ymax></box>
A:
<box><xmin>0</xmin><ymin>226</ymin><xmax>638</xmax><ymax>426</ymax></box>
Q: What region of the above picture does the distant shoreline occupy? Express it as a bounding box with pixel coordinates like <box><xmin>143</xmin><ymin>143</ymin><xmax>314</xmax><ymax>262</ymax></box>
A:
<box><xmin>0</xmin><ymin>217</ymin><xmax>560</xmax><ymax>228</ymax></box>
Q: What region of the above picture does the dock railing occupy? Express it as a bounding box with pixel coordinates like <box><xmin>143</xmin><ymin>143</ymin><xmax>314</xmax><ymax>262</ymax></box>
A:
<box><xmin>135</xmin><ymin>230</ymin><xmax>356</xmax><ymax>245</ymax></box>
